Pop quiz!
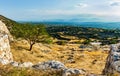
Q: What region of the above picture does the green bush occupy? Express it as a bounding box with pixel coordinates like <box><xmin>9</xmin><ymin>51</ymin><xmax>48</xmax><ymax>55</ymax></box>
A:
<box><xmin>56</xmin><ymin>40</ymin><xmax>67</xmax><ymax>45</ymax></box>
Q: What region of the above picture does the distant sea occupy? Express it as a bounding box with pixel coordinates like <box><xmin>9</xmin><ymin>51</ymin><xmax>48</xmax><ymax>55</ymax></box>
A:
<box><xmin>20</xmin><ymin>21</ymin><xmax>120</xmax><ymax>30</ymax></box>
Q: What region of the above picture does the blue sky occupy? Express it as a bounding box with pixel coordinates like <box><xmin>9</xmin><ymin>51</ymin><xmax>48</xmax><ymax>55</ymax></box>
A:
<box><xmin>0</xmin><ymin>0</ymin><xmax>120</xmax><ymax>22</ymax></box>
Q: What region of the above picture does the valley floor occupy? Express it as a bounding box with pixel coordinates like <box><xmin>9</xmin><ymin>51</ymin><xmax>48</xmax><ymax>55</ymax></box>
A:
<box><xmin>10</xmin><ymin>40</ymin><xmax>108</xmax><ymax>75</ymax></box>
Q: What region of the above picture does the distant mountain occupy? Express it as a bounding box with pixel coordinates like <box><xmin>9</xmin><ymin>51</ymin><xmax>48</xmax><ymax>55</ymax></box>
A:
<box><xmin>76</xmin><ymin>22</ymin><xmax>120</xmax><ymax>29</ymax></box>
<box><xmin>40</xmin><ymin>21</ymin><xmax>120</xmax><ymax>30</ymax></box>
<box><xmin>1</xmin><ymin>15</ymin><xmax>120</xmax><ymax>30</ymax></box>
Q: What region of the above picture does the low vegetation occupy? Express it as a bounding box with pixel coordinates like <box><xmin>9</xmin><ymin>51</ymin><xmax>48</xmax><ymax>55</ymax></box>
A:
<box><xmin>47</xmin><ymin>26</ymin><xmax>120</xmax><ymax>45</ymax></box>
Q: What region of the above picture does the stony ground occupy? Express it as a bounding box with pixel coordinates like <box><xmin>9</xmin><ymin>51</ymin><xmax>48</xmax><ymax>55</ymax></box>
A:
<box><xmin>10</xmin><ymin>39</ymin><xmax>108</xmax><ymax>75</ymax></box>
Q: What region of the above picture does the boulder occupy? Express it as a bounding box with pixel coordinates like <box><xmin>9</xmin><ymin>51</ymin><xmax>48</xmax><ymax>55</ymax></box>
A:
<box><xmin>0</xmin><ymin>34</ymin><xmax>13</xmax><ymax>64</ymax></box>
<box><xmin>86</xmin><ymin>74</ymin><xmax>98</xmax><ymax>76</ymax></box>
<box><xmin>19</xmin><ymin>62</ymin><xmax>33</xmax><ymax>67</ymax></box>
<box><xmin>62</xmin><ymin>68</ymin><xmax>86</xmax><ymax>76</ymax></box>
<box><xmin>0</xmin><ymin>20</ymin><xmax>13</xmax><ymax>65</ymax></box>
<box><xmin>32</xmin><ymin>60</ymin><xmax>86</xmax><ymax>76</ymax></box>
<box><xmin>103</xmin><ymin>43</ymin><xmax>120</xmax><ymax>74</ymax></box>
<box><xmin>10</xmin><ymin>61</ymin><xmax>19</xmax><ymax>67</ymax></box>
<box><xmin>11</xmin><ymin>61</ymin><xmax>33</xmax><ymax>68</ymax></box>
<box><xmin>32</xmin><ymin>60</ymin><xmax>66</xmax><ymax>70</ymax></box>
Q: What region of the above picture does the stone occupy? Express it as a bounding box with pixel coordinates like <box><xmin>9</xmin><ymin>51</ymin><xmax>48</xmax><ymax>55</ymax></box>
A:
<box><xmin>32</xmin><ymin>60</ymin><xmax>86</xmax><ymax>76</ymax></box>
<box><xmin>66</xmin><ymin>59</ymin><xmax>76</xmax><ymax>63</ymax></box>
<box><xmin>0</xmin><ymin>20</ymin><xmax>13</xmax><ymax>65</ymax></box>
<box><xmin>113</xmin><ymin>61</ymin><xmax>120</xmax><ymax>72</ymax></box>
<box><xmin>0</xmin><ymin>34</ymin><xmax>13</xmax><ymax>64</ymax></box>
<box><xmin>11</xmin><ymin>61</ymin><xmax>33</xmax><ymax>68</ymax></box>
<box><xmin>62</xmin><ymin>68</ymin><xmax>86</xmax><ymax>76</ymax></box>
<box><xmin>103</xmin><ymin>43</ymin><xmax>120</xmax><ymax>74</ymax></box>
<box><xmin>32</xmin><ymin>60</ymin><xmax>66</xmax><ymax>70</ymax></box>
<box><xmin>86</xmin><ymin>74</ymin><xmax>100</xmax><ymax>76</ymax></box>
<box><xmin>19</xmin><ymin>62</ymin><xmax>33</xmax><ymax>67</ymax></box>
<box><xmin>10</xmin><ymin>61</ymin><xmax>19</xmax><ymax>67</ymax></box>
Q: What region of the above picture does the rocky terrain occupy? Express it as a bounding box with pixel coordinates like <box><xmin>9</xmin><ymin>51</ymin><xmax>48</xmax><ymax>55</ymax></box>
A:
<box><xmin>0</xmin><ymin>20</ymin><xmax>87</xmax><ymax>76</ymax></box>
<box><xmin>103</xmin><ymin>43</ymin><xmax>120</xmax><ymax>75</ymax></box>
<box><xmin>0</xmin><ymin>15</ymin><xmax>120</xmax><ymax>76</ymax></box>
<box><xmin>11</xmin><ymin>40</ymin><xmax>108</xmax><ymax>75</ymax></box>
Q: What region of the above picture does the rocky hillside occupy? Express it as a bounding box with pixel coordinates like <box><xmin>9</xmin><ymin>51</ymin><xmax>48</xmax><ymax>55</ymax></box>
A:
<box><xmin>0</xmin><ymin>15</ymin><xmax>19</xmax><ymax>31</ymax></box>
<box><xmin>0</xmin><ymin>15</ymin><xmax>119</xmax><ymax>76</ymax></box>
<box><xmin>0</xmin><ymin>15</ymin><xmax>87</xmax><ymax>76</ymax></box>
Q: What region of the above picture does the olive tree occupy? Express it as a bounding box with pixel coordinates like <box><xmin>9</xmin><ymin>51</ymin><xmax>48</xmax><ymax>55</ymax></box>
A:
<box><xmin>11</xmin><ymin>23</ymin><xmax>49</xmax><ymax>51</ymax></box>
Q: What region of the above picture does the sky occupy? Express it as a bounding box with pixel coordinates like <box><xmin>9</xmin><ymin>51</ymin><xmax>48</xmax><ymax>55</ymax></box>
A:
<box><xmin>0</xmin><ymin>0</ymin><xmax>120</xmax><ymax>22</ymax></box>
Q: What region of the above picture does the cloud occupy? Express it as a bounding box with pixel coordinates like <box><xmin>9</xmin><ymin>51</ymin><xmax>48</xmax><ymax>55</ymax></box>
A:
<box><xmin>110</xmin><ymin>1</ymin><xmax>120</xmax><ymax>6</ymax></box>
<box><xmin>4</xmin><ymin>0</ymin><xmax>120</xmax><ymax>21</ymax></box>
<box><xmin>75</xmin><ymin>3</ymin><xmax>88</xmax><ymax>8</ymax></box>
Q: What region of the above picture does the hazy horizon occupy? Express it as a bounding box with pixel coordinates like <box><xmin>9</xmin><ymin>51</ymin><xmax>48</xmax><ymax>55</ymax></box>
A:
<box><xmin>1</xmin><ymin>0</ymin><xmax>120</xmax><ymax>22</ymax></box>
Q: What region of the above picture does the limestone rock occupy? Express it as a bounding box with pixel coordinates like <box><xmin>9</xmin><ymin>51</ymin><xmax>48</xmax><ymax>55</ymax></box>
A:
<box><xmin>32</xmin><ymin>60</ymin><xmax>86</xmax><ymax>76</ymax></box>
<box><xmin>86</xmin><ymin>74</ymin><xmax>98</xmax><ymax>76</ymax></box>
<box><xmin>62</xmin><ymin>68</ymin><xmax>86</xmax><ymax>76</ymax></box>
<box><xmin>32</xmin><ymin>60</ymin><xmax>66</xmax><ymax>70</ymax></box>
<box><xmin>11</xmin><ymin>60</ymin><xmax>86</xmax><ymax>76</ymax></box>
<box><xmin>10</xmin><ymin>61</ymin><xmax>19</xmax><ymax>67</ymax></box>
<box><xmin>19</xmin><ymin>62</ymin><xmax>33</xmax><ymax>67</ymax></box>
<box><xmin>103</xmin><ymin>43</ymin><xmax>120</xmax><ymax>74</ymax></box>
<box><xmin>11</xmin><ymin>61</ymin><xmax>33</xmax><ymax>68</ymax></box>
<box><xmin>0</xmin><ymin>34</ymin><xmax>13</xmax><ymax>64</ymax></box>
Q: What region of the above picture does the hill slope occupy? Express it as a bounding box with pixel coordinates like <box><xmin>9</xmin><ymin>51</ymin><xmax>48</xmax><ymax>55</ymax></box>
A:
<box><xmin>0</xmin><ymin>15</ymin><xmax>19</xmax><ymax>31</ymax></box>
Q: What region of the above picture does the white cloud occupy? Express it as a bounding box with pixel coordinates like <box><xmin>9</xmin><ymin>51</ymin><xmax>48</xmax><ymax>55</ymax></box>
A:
<box><xmin>109</xmin><ymin>0</ymin><xmax>120</xmax><ymax>6</ymax></box>
<box><xmin>75</xmin><ymin>3</ymin><xmax>88</xmax><ymax>8</ymax></box>
<box><xmin>9</xmin><ymin>0</ymin><xmax>120</xmax><ymax>21</ymax></box>
<box><xmin>110</xmin><ymin>2</ymin><xmax>120</xmax><ymax>6</ymax></box>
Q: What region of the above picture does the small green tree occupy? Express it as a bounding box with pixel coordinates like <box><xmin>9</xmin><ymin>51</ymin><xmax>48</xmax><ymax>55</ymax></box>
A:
<box><xmin>82</xmin><ymin>39</ymin><xmax>91</xmax><ymax>45</ymax></box>
<box><xmin>109</xmin><ymin>39</ymin><xmax>118</xmax><ymax>44</ymax></box>
<box><xmin>11</xmin><ymin>23</ymin><xmax>49</xmax><ymax>51</ymax></box>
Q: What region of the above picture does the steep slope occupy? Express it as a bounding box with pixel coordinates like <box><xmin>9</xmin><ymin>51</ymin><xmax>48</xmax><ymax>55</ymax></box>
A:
<box><xmin>0</xmin><ymin>15</ymin><xmax>19</xmax><ymax>31</ymax></box>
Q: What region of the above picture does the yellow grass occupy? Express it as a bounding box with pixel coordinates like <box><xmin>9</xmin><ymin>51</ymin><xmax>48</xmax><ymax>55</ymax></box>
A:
<box><xmin>10</xmin><ymin>39</ymin><xmax>108</xmax><ymax>75</ymax></box>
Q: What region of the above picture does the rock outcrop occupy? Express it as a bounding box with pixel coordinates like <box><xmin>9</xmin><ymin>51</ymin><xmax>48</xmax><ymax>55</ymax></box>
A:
<box><xmin>32</xmin><ymin>60</ymin><xmax>66</xmax><ymax>70</ymax></box>
<box><xmin>32</xmin><ymin>60</ymin><xmax>86</xmax><ymax>76</ymax></box>
<box><xmin>103</xmin><ymin>43</ymin><xmax>120</xmax><ymax>74</ymax></box>
<box><xmin>62</xmin><ymin>68</ymin><xmax>86</xmax><ymax>76</ymax></box>
<box><xmin>10</xmin><ymin>60</ymin><xmax>86</xmax><ymax>76</ymax></box>
<box><xmin>0</xmin><ymin>34</ymin><xmax>13</xmax><ymax>64</ymax></box>
<box><xmin>0</xmin><ymin>20</ymin><xmax>13</xmax><ymax>64</ymax></box>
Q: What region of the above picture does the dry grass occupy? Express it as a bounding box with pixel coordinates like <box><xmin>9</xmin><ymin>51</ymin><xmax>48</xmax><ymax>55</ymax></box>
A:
<box><xmin>10</xmin><ymin>39</ymin><xmax>108</xmax><ymax>75</ymax></box>
<box><xmin>0</xmin><ymin>64</ymin><xmax>64</xmax><ymax>76</ymax></box>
